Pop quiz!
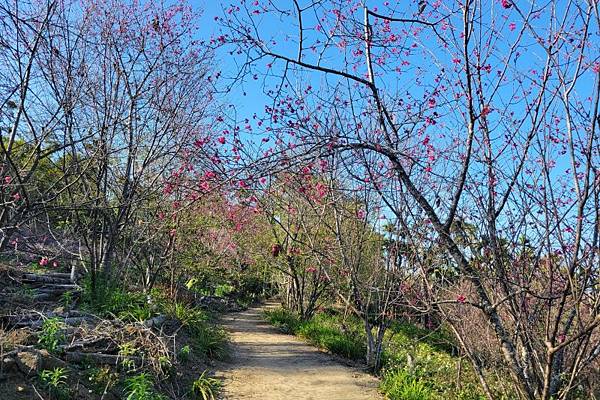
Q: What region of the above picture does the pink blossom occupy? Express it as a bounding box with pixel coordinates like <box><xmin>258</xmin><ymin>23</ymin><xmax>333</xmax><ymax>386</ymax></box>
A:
<box><xmin>509</xmin><ymin>22</ymin><xmax>516</xmax><ymax>31</ymax></box>
<box><xmin>217</xmin><ymin>136</ymin><xmax>226</xmax><ymax>144</ymax></box>
<box><xmin>39</xmin><ymin>257</ymin><xmax>49</xmax><ymax>266</ymax></box>
<box><xmin>4</xmin><ymin>176</ymin><xmax>11</xmax><ymax>184</ymax></box>
<box><xmin>52</xmin><ymin>261</ymin><xmax>59</xmax><ymax>268</ymax></box>
<box><xmin>12</xmin><ymin>192</ymin><xmax>20</xmax><ymax>201</ymax></box>
<box><xmin>457</xmin><ymin>294</ymin><xmax>466</xmax><ymax>303</ymax></box>
<box><xmin>501</xmin><ymin>0</ymin><xmax>512</xmax><ymax>9</ymax></box>
<box><xmin>357</xmin><ymin>209</ymin><xmax>366</xmax><ymax>219</ymax></box>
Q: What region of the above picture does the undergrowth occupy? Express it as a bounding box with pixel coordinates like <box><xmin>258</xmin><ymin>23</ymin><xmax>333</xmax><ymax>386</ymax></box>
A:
<box><xmin>264</xmin><ymin>307</ymin><xmax>499</xmax><ymax>399</ymax></box>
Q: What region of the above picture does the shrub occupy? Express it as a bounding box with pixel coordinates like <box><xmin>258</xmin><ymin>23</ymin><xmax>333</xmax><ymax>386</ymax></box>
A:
<box><xmin>297</xmin><ymin>317</ymin><xmax>365</xmax><ymax>360</ymax></box>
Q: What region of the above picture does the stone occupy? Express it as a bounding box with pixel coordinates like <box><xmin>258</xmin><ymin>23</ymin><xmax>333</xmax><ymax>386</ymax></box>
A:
<box><xmin>15</xmin><ymin>350</ymin><xmax>42</xmax><ymax>375</ymax></box>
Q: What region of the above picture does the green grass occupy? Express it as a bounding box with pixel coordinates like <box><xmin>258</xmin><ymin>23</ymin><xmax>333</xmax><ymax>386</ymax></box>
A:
<box><xmin>164</xmin><ymin>301</ymin><xmax>229</xmax><ymax>360</ymax></box>
<box><xmin>264</xmin><ymin>308</ymin><xmax>365</xmax><ymax>360</ymax></box>
<box><xmin>264</xmin><ymin>308</ymin><xmax>301</xmax><ymax>334</ymax></box>
<box><xmin>264</xmin><ymin>307</ymin><xmax>502</xmax><ymax>399</ymax></box>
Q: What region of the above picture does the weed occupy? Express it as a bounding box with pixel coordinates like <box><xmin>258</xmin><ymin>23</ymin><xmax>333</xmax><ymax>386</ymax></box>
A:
<box><xmin>381</xmin><ymin>369</ymin><xmax>434</xmax><ymax>400</ymax></box>
<box><xmin>38</xmin><ymin>317</ymin><xmax>65</xmax><ymax>352</ymax></box>
<box><xmin>167</xmin><ymin>302</ymin><xmax>208</xmax><ymax>326</ymax></box>
<box><xmin>214</xmin><ymin>283</ymin><xmax>234</xmax><ymax>297</ymax></box>
<box><xmin>86</xmin><ymin>366</ymin><xmax>118</xmax><ymax>395</ymax></box>
<box><xmin>164</xmin><ymin>303</ymin><xmax>228</xmax><ymax>360</ymax></box>
<box><xmin>191</xmin><ymin>324</ymin><xmax>228</xmax><ymax>360</ymax></box>
<box><xmin>60</xmin><ymin>290</ymin><xmax>75</xmax><ymax>308</ymax></box>
<box><xmin>123</xmin><ymin>373</ymin><xmax>165</xmax><ymax>400</ymax></box>
<box><xmin>297</xmin><ymin>316</ymin><xmax>365</xmax><ymax>360</ymax></box>
<box><xmin>119</xmin><ymin>342</ymin><xmax>138</xmax><ymax>371</ymax></box>
<box><xmin>178</xmin><ymin>345</ymin><xmax>192</xmax><ymax>362</ymax></box>
<box><xmin>40</xmin><ymin>367</ymin><xmax>69</xmax><ymax>399</ymax></box>
<box><xmin>191</xmin><ymin>370</ymin><xmax>221</xmax><ymax>400</ymax></box>
<box><xmin>263</xmin><ymin>307</ymin><xmax>301</xmax><ymax>334</ymax></box>
<box><xmin>82</xmin><ymin>280</ymin><xmax>152</xmax><ymax>321</ymax></box>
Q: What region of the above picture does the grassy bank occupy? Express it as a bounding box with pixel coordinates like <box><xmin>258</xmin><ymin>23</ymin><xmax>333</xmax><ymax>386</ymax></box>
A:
<box><xmin>264</xmin><ymin>307</ymin><xmax>514</xmax><ymax>400</ymax></box>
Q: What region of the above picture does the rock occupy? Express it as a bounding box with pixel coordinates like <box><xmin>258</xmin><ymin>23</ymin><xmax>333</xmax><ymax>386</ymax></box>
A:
<box><xmin>15</xmin><ymin>350</ymin><xmax>42</xmax><ymax>375</ymax></box>
<box><xmin>1</xmin><ymin>356</ymin><xmax>16</xmax><ymax>372</ymax></box>
<box><xmin>14</xmin><ymin>348</ymin><xmax>67</xmax><ymax>375</ymax></box>
<box><xmin>39</xmin><ymin>349</ymin><xmax>67</xmax><ymax>370</ymax></box>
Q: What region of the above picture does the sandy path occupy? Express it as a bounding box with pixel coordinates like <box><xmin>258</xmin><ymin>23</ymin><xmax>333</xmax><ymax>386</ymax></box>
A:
<box><xmin>216</xmin><ymin>302</ymin><xmax>383</xmax><ymax>400</ymax></box>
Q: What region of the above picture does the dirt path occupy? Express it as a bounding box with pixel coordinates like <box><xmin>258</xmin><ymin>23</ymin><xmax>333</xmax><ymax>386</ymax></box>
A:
<box><xmin>216</xmin><ymin>302</ymin><xmax>382</xmax><ymax>400</ymax></box>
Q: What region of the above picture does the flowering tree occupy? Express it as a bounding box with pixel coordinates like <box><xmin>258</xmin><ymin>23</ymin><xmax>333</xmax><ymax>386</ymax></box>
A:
<box><xmin>48</xmin><ymin>0</ymin><xmax>219</xmax><ymax>298</ymax></box>
<box><xmin>218</xmin><ymin>0</ymin><xmax>600</xmax><ymax>398</ymax></box>
<box><xmin>0</xmin><ymin>0</ymin><xmax>87</xmax><ymax>253</ymax></box>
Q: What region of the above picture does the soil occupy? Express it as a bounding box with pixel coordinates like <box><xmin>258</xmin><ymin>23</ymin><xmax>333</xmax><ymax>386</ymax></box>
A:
<box><xmin>216</xmin><ymin>302</ymin><xmax>383</xmax><ymax>400</ymax></box>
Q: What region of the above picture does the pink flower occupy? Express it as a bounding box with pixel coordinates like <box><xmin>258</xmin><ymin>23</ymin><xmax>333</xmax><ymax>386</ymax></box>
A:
<box><xmin>39</xmin><ymin>257</ymin><xmax>49</xmax><ymax>266</ymax></box>
<box><xmin>217</xmin><ymin>136</ymin><xmax>226</xmax><ymax>144</ymax></box>
<box><xmin>200</xmin><ymin>181</ymin><xmax>210</xmax><ymax>192</ymax></box>
<box><xmin>12</xmin><ymin>192</ymin><xmax>20</xmax><ymax>201</ymax></box>
<box><xmin>501</xmin><ymin>0</ymin><xmax>512</xmax><ymax>9</ymax></box>
<box><xmin>4</xmin><ymin>176</ymin><xmax>11</xmax><ymax>184</ymax></box>
<box><xmin>357</xmin><ymin>209</ymin><xmax>366</xmax><ymax>219</ymax></box>
<box><xmin>457</xmin><ymin>294</ymin><xmax>466</xmax><ymax>303</ymax></box>
<box><xmin>481</xmin><ymin>106</ymin><xmax>492</xmax><ymax>117</ymax></box>
<box><xmin>52</xmin><ymin>261</ymin><xmax>59</xmax><ymax>268</ymax></box>
<box><xmin>509</xmin><ymin>22</ymin><xmax>516</xmax><ymax>31</ymax></box>
<box><xmin>592</xmin><ymin>63</ymin><xmax>600</xmax><ymax>74</ymax></box>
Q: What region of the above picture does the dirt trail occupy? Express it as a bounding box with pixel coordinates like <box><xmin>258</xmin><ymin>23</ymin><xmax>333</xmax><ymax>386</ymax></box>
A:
<box><xmin>217</xmin><ymin>302</ymin><xmax>382</xmax><ymax>400</ymax></box>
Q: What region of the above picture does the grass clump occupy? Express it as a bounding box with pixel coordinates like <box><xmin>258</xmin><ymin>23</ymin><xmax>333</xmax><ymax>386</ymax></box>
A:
<box><xmin>381</xmin><ymin>369</ymin><xmax>433</xmax><ymax>400</ymax></box>
<box><xmin>39</xmin><ymin>367</ymin><xmax>69</xmax><ymax>400</ymax></box>
<box><xmin>82</xmin><ymin>280</ymin><xmax>154</xmax><ymax>321</ymax></box>
<box><xmin>191</xmin><ymin>370</ymin><xmax>222</xmax><ymax>400</ymax></box>
<box><xmin>264</xmin><ymin>307</ymin><xmax>301</xmax><ymax>334</ymax></box>
<box><xmin>297</xmin><ymin>315</ymin><xmax>365</xmax><ymax>360</ymax></box>
<box><xmin>165</xmin><ymin>302</ymin><xmax>228</xmax><ymax>360</ymax></box>
<box><xmin>264</xmin><ymin>308</ymin><xmax>364</xmax><ymax>360</ymax></box>
<box><xmin>123</xmin><ymin>373</ymin><xmax>165</xmax><ymax>400</ymax></box>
